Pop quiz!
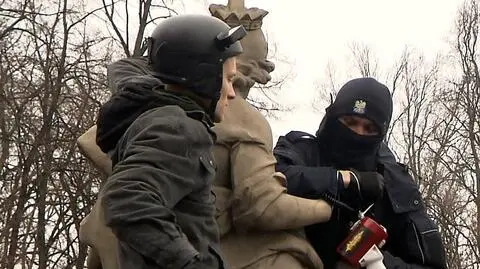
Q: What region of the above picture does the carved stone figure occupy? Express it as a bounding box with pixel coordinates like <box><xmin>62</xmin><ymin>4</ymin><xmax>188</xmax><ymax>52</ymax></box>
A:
<box><xmin>206</xmin><ymin>2</ymin><xmax>329</xmax><ymax>268</ymax></box>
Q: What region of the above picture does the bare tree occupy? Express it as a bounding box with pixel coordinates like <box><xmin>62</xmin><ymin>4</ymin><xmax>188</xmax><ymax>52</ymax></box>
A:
<box><xmin>313</xmin><ymin>42</ymin><xmax>381</xmax><ymax>113</ymax></box>
<box><xmin>99</xmin><ymin>0</ymin><xmax>177</xmax><ymax>57</ymax></box>
<box><xmin>348</xmin><ymin>41</ymin><xmax>379</xmax><ymax>78</ymax></box>
<box><xmin>0</xmin><ymin>0</ymin><xmax>112</xmax><ymax>266</ymax></box>
<box><xmin>0</xmin><ymin>0</ymin><xmax>177</xmax><ymax>267</ymax></box>
<box><xmin>246</xmin><ymin>36</ymin><xmax>295</xmax><ymax>118</ymax></box>
<box><xmin>442</xmin><ymin>0</ymin><xmax>480</xmax><ymax>263</ymax></box>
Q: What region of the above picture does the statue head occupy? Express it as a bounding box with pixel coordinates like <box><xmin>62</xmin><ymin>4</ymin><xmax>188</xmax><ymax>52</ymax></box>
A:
<box><xmin>209</xmin><ymin>0</ymin><xmax>275</xmax><ymax>99</ymax></box>
<box><xmin>233</xmin><ymin>57</ymin><xmax>275</xmax><ymax>99</ymax></box>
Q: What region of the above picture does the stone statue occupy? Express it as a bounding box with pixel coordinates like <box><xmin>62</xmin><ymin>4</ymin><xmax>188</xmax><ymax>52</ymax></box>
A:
<box><xmin>205</xmin><ymin>2</ymin><xmax>330</xmax><ymax>269</ymax></box>
<box><xmin>210</xmin><ymin>0</ymin><xmax>275</xmax><ymax>98</ymax></box>
<box><xmin>76</xmin><ymin>1</ymin><xmax>331</xmax><ymax>268</ymax></box>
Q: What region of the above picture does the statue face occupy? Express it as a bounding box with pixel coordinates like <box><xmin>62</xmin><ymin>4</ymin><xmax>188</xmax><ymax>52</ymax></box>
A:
<box><xmin>233</xmin><ymin>57</ymin><xmax>275</xmax><ymax>99</ymax></box>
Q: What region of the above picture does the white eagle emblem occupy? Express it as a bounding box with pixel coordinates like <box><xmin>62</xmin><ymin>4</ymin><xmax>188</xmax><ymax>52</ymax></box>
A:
<box><xmin>353</xmin><ymin>100</ymin><xmax>366</xmax><ymax>114</ymax></box>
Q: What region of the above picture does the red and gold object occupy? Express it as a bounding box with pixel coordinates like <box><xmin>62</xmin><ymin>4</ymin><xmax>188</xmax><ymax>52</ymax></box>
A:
<box><xmin>337</xmin><ymin>204</ymin><xmax>388</xmax><ymax>269</ymax></box>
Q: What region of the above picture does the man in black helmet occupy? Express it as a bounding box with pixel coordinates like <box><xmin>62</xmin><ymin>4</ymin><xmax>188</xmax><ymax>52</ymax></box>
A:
<box><xmin>80</xmin><ymin>14</ymin><xmax>247</xmax><ymax>269</ymax></box>
<box><xmin>273</xmin><ymin>77</ymin><xmax>447</xmax><ymax>269</ymax></box>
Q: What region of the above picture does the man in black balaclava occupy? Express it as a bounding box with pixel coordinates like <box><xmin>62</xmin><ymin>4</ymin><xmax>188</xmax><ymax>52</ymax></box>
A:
<box><xmin>317</xmin><ymin>77</ymin><xmax>392</xmax><ymax>171</ymax></box>
<box><xmin>273</xmin><ymin>77</ymin><xmax>446</xmax><ymax>269</ymax></box>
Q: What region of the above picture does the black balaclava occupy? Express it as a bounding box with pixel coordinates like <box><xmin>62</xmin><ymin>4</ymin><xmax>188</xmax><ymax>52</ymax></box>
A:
<box><xmin>316</xmin><ymin>77</ymin><xmax>393</xmax><ymax>171</ymax></box>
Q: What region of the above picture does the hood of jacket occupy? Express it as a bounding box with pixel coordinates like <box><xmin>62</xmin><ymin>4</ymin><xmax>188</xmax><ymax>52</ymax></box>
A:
<box><xmin>96</xmin><ymin>82</ymin><xmax>214</xmax><ymax>154</ymax></box>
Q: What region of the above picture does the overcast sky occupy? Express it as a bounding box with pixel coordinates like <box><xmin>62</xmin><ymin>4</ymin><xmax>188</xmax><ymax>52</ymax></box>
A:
<box><xmin>173</xmin><ymin>0</ymin><xmax>465</xmax><ymax>142</ymax></box>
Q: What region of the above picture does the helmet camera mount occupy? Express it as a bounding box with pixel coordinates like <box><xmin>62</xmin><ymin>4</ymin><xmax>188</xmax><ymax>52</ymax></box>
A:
<box><xmin>215</xmin><ymin>25</ymin><xmax>247</xmax><ymax>51</ymax></box>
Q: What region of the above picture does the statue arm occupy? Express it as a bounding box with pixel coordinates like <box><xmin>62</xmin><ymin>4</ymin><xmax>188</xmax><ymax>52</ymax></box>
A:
<box><xmin>77</xmin><ymin>125</ymin><xmax>112</xmax><ymax>176</ymax></box>
<box><xmin>230</xmin><ymin>139</ymin><xmax>332</xmax><ymax>232</ymax></box>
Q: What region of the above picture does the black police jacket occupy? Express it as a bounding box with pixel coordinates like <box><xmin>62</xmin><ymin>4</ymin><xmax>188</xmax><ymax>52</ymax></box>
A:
<box><xmin>273</xmin><ymin>131</ymin><xmax>447</xmax><ymax>269</ymax></box>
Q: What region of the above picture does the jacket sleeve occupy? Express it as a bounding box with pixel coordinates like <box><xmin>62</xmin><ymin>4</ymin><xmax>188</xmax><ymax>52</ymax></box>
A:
<box><xmin>99</xmin><ymin>109</ymin><xmax>207</xmax><ymax>269</ymax></box>
<box><xmin>107</xmin><ymin>56</ymin><xmax>163</xmax><ymax>94</ymax></box>
<box><xmin>273</xmin><ymin>134</ymin><xmax>340</xmax><ymax>199</ymax></box>
<box><xmin>230</xmin><ymin>140</ymin><xmax>332</xmax><ymax>231</ymax></box>
<box><xmin>382</xmin><ymin>209</ymin><xmax>447</xmax><ymax>269</ymax></box>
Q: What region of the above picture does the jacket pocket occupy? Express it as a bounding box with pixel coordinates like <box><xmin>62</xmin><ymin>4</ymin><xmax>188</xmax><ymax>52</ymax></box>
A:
<box><xmin>406</xmin><ymin>210</ymin><xmax>446</xmax><ymax>268</ymax></box>
<box><xmin>199</xmin><ymin>154</ymin><xmax>216</xmax><ymax>184</ymax></box>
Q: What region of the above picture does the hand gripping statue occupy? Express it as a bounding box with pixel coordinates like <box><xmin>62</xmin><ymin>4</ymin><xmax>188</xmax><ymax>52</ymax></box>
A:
<box><xmin>77</xmin><ymin>1</ymin><xmax>332</xmax><ymax>268</ymax></box>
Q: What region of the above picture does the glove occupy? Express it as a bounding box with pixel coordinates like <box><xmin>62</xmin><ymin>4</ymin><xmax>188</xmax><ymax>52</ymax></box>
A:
<box><xmin>346</xmin><ymin>170</ymin><xmax>385</xmax><ymax>204</ymax></box>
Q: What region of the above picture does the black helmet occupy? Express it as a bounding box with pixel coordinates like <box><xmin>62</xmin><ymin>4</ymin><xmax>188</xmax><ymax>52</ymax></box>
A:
<box><xmin>147</xmin><ymin>14</ymin><xmax>246</xmax><ymax>100</ymax></box>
